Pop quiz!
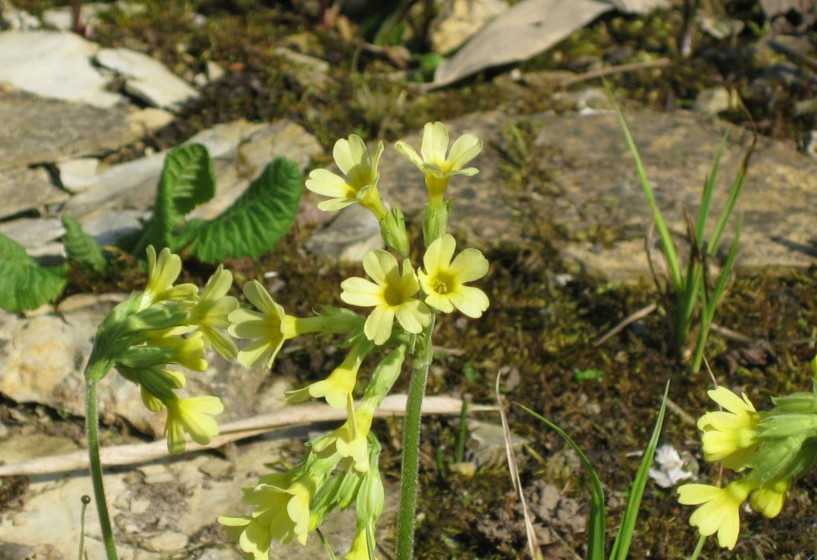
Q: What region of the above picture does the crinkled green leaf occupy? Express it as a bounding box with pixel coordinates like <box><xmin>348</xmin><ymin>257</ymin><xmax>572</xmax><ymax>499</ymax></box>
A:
<box><xmin>135</xmin><ymin>143</ymin><xmax>216</xmax><ymax>253</ymax></box>
<box><xmin>62</xmin><ymin>214</ymin><xmax>107</xmax><ymax>273</ymax></box>
<box><xmin>185</xmin><ymin>157</ymin><xmax>302</xmax><ymax>263</ymax></box>
<box><xmin>0</xmin><ymin>233</ymin><xmax>67</xmax><ymax>311</ymax></box>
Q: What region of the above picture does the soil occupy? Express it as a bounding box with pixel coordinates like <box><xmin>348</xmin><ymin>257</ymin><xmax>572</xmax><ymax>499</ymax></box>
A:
<box><xmin>5</xmin><ymin>1</ymin><xmax>817</xmax><ymax>559</ymax></box>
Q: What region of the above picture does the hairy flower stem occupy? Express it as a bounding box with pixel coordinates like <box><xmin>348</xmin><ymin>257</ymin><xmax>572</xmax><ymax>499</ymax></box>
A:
<box><xmin>86</xmin><ymin>378</ymin><xmax>119</xmax><ymax>560</ymax></box>
<box><xmin>395</xmin><ymin>315</ymin><xmax>436</xmax><ymax>560</ymax></box>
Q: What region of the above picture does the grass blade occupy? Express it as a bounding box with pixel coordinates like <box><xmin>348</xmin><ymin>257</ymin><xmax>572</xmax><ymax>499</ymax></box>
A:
<box><xmin>517</xmin><ymin>403</ymin><xmax>606</xmax><ymax>560</ymax></box>
<box><xmin>608</xmin><ymin>381</ymin><xmax>670</xmax><ymax>560</ymax></box>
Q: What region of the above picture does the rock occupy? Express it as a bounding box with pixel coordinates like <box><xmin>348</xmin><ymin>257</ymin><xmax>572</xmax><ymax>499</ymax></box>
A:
<box><xmin>274</xmin><ymin>46</ymin><xmax>330</xmax><ymax>89</ymax></box>
<box><xmin>0</xmin><ymin>166</ymin><xmax>66</xmax><ymax>220</ymax></box>
<box><xmin>79</xmin><ymin>209</ymin><xmax>150</xmax><ymax>246</ymax></box>
<box><xmin>533</xmin><ymin>108</ymin><xmax>817</xmax><ymax>280</ymax></box>
<box><xmin>55</xmin><ymin>157</ymin><xmax>100</xmax><ymax>193</ymax></box>
<box><xmin>0</xmin><ymin>31</ymin><xmax>123</xmax><ymax>107</ymax></box>
<box><xmin>430</xmin><ymin>0</ymin><xmax>509</xmax><ymax>55</ymax></box>
<box><xmin>0</xmin><ymin>218</ymin><xmax>64</xmax><ymax>252</ymax></box>
<box><xmin>144</xmin><ymin>532</ymin><xmax>189</xmax><ymax>553</ymax></box>
<box><xmin>801</xmin><ymin>130</ymin><xmax>817</xmax><ymax>157</ymax></box>
<box><xmin>96</xmin><ymin>47</ymin><xmax>200</xmax><ymax>111</ymax></box>
<box><xmin>126</xmin><ymin>107</ymin><xmax>176</xmax><ymax>133</ymax></box>
<box><xmin>0</xmin><ymin>89</ymin><xmax>136</xmax><ymax>169</ymax></box>
<box><xmin>0</xmin><ymin>1</ymin><xmax>41</xmax><ymax>30</ymax></box>
<box><xmin>692</xmin><ymin>86</ymin><xmax>736</xmax><ymax>115</ymax></box>
<box><xmin>41</xmin><ymin>2</ymin><xmax>113</xmax><ymax>31</ymax></box>
<box><xmin>0</xmin><ymin>543</ymin><xmax>62</xmax><ymax>560</ymax></box>
<box><xmin>0</xmin><ymin>434</ymin><xmax>79</xmax><ymax>463</ymax></box>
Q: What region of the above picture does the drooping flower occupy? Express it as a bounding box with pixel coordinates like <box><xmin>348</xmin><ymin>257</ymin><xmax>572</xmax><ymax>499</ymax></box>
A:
<box><xmin>306</xmin><ymin>134</ymin><xmax>388</xmax><ymax>218</ymax></box>
<box><xmin>677</xmin><ymin>478</ymin><xmax>754</xmax><ymax>549</ymax></box>
<box><xmin>287</xmin><ymin>339</ymin><xmax>373</xmax><ymax>409</ymax></box>
<box><xmin>342</xmin><ymin>523</ymin><xmax>376</xmax><ymax>560</ymax></box>
<box><xmin>164</xmin><ymin>395</ymin><xmax>224</xmax><ymax>454</ymax></box>
<box><xmin>394</xmin><ymin>121</ymin><xmax>482</xmax><ymax>205</ymax></box>
<box><xmin>340</xmin><ymin>250</ymin><xmax>431</xmax><ymax>345</ymax></box>
<box><xmin>141</xmin><ymin>246</ymin><xmax>198</xmax><ymax>307</ymax></box>
<box><xmin>418</xmin><ymin>234</ymin><xmax>489</xmax><ymax>318</ymax></box>
<box><xmin>698</xmin><ymin>387</ymin><xmax>759</xmax><ymax>470</ymax></box>
<box><xmin>313</xmin><ymin>395</ymin><xmax>376</xmax><ymax>472</ymax></box>
<box><xmin>185</xmin><ymin>264</ymin><xmax>239</xmax><ymax>359</ymax></box>
<box><xmin>750</xmin><ymin>478</ymin><xmax>790</xmax><ymax>518</ymax></box>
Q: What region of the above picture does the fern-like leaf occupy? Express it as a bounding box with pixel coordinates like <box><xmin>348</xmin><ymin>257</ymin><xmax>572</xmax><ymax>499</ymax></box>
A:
<box><xmin>185</xmin><ymin>157</ymin><xmax>302</xmax><ymax>263</ymax></box>
<box><xmin>62</xmin><ymin>214</ymin><xmax>107</xmax><ymax>273</ymax></box>
<box><xmin>0</xmin><ymin>233</ymin><xmax>67</xmax><ymax>311</ymax></box>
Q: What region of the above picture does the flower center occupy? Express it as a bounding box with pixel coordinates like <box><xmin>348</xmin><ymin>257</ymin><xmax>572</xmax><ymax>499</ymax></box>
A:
<box><xmin>383</xmin><ymin>284</ymin><xmax>406</xmax><ymax>306</ymax></box>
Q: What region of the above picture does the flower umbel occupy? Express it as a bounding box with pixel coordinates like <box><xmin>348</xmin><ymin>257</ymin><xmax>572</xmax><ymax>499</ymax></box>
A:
<box><xmin>418</xmin><ymin>233</ymin><xmax>489</xmax><ymax>318</ymax></box>
<box><xmin>306</xmin><ymin>134</ymin><xmax>388</xmax><ymax>218</ymax></box>
<box><xmin>341</xmin><ymin>250</ymin><xmax>431</xmax><ymax>345</ymax></box>
<box><xmin>395</xmin><ymin>121</ymin><xmax>482</xmax><ymax>206</ymax></box>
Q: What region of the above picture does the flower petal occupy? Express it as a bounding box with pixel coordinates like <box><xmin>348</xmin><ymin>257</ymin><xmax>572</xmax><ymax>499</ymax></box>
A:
<box><xmin>365</xmin><ymin>305</ymin><xmax>394</xmax><ymax>345</ymax></box>
<box><xmin>362</xmin><ymin>249</ymin><xmax>398</xmax><ymax>285</ymax></box>
<box><xmin>447</xmin><ymin>133</ymin><xmax>482</xmax><ymax>170</ymax></box>
<box><xmin>340</xmin><ymin>277</ymin><xmax>382</xmax><ymax>307</ymax></box>
<box><xmin>449</xmin><ymin>247</ymin><xmax>489</xmax><ymax>282</ymax></box>
<box><xmin>449</xmin><ymin>285</ymin><xmax>489</xmax><ymax>318</ymax></box>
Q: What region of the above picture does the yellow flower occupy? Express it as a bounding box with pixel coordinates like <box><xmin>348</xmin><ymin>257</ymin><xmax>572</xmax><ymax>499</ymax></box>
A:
<box><xmin>750</xmin><ymin>478</ymin><xmax>789</xmax><ymax>518</ymax></box>
<box><xmin>418</xmin><ymin>234</ymin><xmax>489</xmax><ymax>318</ymax></box>
<box><xmin>248</xmin><ymin>480</ymin><xmax>313</xmax><ymax>545</ymax></box>
<box><xmin>186</xmin><ymin>265</ymin><xmax>239</xmax><ymax>359</ymax></box>
<box><xmin>228</xmin><ymin>280</ymin><xmax>300</xmax><ymax>368</ymax></box>
<box><xmin>342</xmin><ymin>524</ymin><xmax>375</xmax><ymax>560</ymax></box>
<box><xmin>218</xmin><ymin>516</ymin><xmax>271</xmax><ymax>560</ymax></box>
<box><xmin>306</xmin><ymin>134</ymin><xmax>388</xmax><ymax>218</ymax></box>
<box><xmin>698</xmin><ymin>387</ymin><xmax>759</xmax><ymax>470</ymax></box>
<box><xmin>142</xmin><ymin>246</ymin><xmax>198</xmax><ymax>306</ymax></box>
<box><xmin>312</xmin><ymin>395</ymin><xmax>375</xmax><ymax>472</ymax></box>
<box><xmin>164</xmin><ymin>395</ymin><xmax>224</xmax><ymax>454</ymax></box>
<box><xmin>341</xmin><ymin>250</ymin><xmax>431</xmax><ymax>345</ymax></box>
<box><xmin>395</xmin><ymin>121</ymin><xmax>482</xmax><ymax>205</ymax></box>
<box><xmin>287</xmin><ymin>340</ymin><xmax>372</xmax><ymax>409</ymax></box>
<box><xmin>677</xmin><ymin>479</ymin><xmax>754</xmax><ymax>549</ymax></box>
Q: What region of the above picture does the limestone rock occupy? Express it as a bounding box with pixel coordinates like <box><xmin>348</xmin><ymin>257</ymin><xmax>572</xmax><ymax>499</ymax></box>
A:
<box><xmin>430</xmin><ymin>0</ymin><xmax>509</xmax><ymax>55</ymax></box>
<box><xmin>96</xmin><ymin>47</ymin><xmax>200</xmax><ymax>111</ymax></box>
<box><xmin>0</xmin><ymin>166</ymin><xmax>66</xmax><ymax>220</ymax></box>
<box><xmin>0</xmin><ymin>31</ymin><xmax>122</xmax><ymax>107</ymax></box>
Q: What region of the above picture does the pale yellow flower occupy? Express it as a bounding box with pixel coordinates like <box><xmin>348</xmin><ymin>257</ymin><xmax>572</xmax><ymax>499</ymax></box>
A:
<box><xmin>313</xmin><ymin>395</ymin><xmax>375</xmax><ymax>472</ymax></box>
<box><xmin>342</xmin><ymin>524</ymin><xmax>375</xmax><ymax>560</ymax></box>
<box><xmin>678</xmin><ymin>479</ymin><xmax>754</xmax><ymax>549</ymax></box>
<box><xmin>750</xmin><ymin>478</ymin><xmax>789</xmax><ymax>518</ymax></box>
<box><xmin>228</xmin><ymin>280</ymin><xmax>300</xmax><ymax>368</ymax></box>
<box><xmin>287</xmin><ymin>340</ymin><xmax>372</xmax><ymax>409</ymax></box>
<box><xmin>186</xmin><ymin>265</ymin><xmax>239</xmax><ymax>359</ymax></box>
<box><xmin>340</xmin><ymin>250</ymin><xmax>431</xmax><ymax>345</ymax></box>
<box><xmin>418</xmin><ymin>234</ymin><xmax>489</xmax><ymax>318</ymax></box>
<box><xmin>698</xmin><ymin>387</ymin><xmax>759</xmax><ymax>470</ymax></box>
<box><xmin>218</xmin><ymin>516</ymin><xmax>271</xmax><ymax>560</ymax></box>
<box><xmin>395</xmin><ymin>121</ymin><xmax>482</xmax><ymax>204</ymax></box>
<box><xmin>142</xmin><ymin>246</ymin><xmax>198</xmax><ymax>306</ymax></box>
<box><xmin>164</xmin><ymin>395</ymin><xmax>224</xmax><ymax>454</ymax></box>
<box><xmin>306</xmin><ymin>134</ymin><xmax>388</xmax><ymax>218</ymax></box>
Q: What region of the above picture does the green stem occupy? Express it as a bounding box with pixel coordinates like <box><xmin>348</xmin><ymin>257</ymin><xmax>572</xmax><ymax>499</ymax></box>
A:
<box><xmin>687</xmin><ymin>534</ymin><xmax>707</xmax><ymax>560</ymax></box>
<box><xmin>86</xmin><ymin>378</ymin><xmax>119</xmax><ymax>560</ymax></box>
<box><xmin>395</xmin><ymin>315</ymin><xmax>436</xmax><ymax>560</ymax></box>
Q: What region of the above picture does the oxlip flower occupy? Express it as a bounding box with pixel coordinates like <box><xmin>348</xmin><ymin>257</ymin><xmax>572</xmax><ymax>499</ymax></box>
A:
<box><xmin>677</xmin><ymin>478</ymin><xmax>755</xmax><ymax>550</ymax></box>
<box><xmin>750</xmin><ymin>479</ymin><xmax>790</xmax><ymax>518</ymax></box>
<box><xmin>418</xmin><ymin>234</ymin><xmax>489</xmax><ymax>318</ymax></box>
<box><xmin>164</xmin><ymin>395</ymin><xmax>224</xmax><ymax>454</ymax></box>
<box><xmin>314</xmin><ymin>395</ymin><xmax>376</xmax><ymax>472</ymax></box>
<box><xmin>698</xmin><ymin>387</ymin><xmax>759</xmax><ymax>470</ymax></box>
<box><xmin>185</xmin><ymin>265</ymin><xmax>239</xmax><ymax>359</ymax></box>
<box><xmin>395</xmin><ymin>121</ymin><xmax>482</xmax><ymax>205</ymax></box>
<box><xmin>341</xmin><ymin>249</ymin><xmax>431</xmax><ymax>345</ymax></box>
<box><xmin>287</xmin><ymin>339</ymin><xmax>373</xmax><ymax>409</ymax></box>
<box><xmin>306</xmin><ymin>134</ymin><xmax>388</xmax><ymax>219</ymax></box>
<box><xmin>141</xmin><ymin>246</ymin><xmax>198</xmax><ymax>307</ymax></box>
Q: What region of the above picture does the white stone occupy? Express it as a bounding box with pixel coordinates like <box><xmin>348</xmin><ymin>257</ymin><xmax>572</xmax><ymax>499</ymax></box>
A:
<box><xmin>0</xmin><ymin>31</ymin><xmax>122</xmax><ymax>107</ymax></box>
<box><xmin>56</xmin><ymin>157</ymin><xmax>99</xmax><ymax>193</ymax></box>
<box><xmin>431</xmin><ymin>0</ymin><xmax>509</xmax><ymax>55</ymax></box>
<box><xmin>127</xmin><ymin>107</ymin><xmax>175</xmax><ymax>133</ymax></box>
<box><xmin>144</xmin><ymin>531</ymin><xmax>189</xmax><ymax>552</ymax></box>
<box><xmin>96</xmin><ymin>47</ymin><xmax>199</xmax><ymax>111</ymax></box>
<box><xmin>0</xmin><ymin>1</ymin><xmax>41</xmax><ymax>30</ymax></box>
<box><xmin>0</xmin><ymin>218</ymin><xmax>64</xmax><ymax>251</ymax></box>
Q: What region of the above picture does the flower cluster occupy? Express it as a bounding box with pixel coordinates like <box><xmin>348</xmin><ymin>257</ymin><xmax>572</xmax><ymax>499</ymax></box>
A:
<box><xmin>85</xmin><ymin>246</ymin><xmax>237</xmax><ymax>453</ymax></box>
<box><xmin>678</xmin><ymin>384</ymin><xmax>817</xmax><ymax>549</ymax></box>
<box><xmin>220</xmin><ymin>122</ymin><xmax>489</xmax><ymax>559</ymax></box>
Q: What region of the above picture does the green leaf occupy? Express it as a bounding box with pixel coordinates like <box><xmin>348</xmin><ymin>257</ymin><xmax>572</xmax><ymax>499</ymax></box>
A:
<box><xmin>62</xmin><ymin>214</ymin><xmax>107</xmax><ymax>273</ymax></box>
<box><xmin>517</xmin><ymin>403</ymin><xmax>606</xmax><ymax>560</ymax></box>
<box><xmin>608</xmin><ymin>381</ymin><xmax>670</xmax><ymax>560</ymax></box>
<box><xmin>185</xmin><ymin>157</ymin><xmax>302</xmax><ymax>263</ymax></box>
<box><xmin>0</xmin><ymin>233</ymin><xmax>67</xmax><ymax>311</ymax></box>
<box><xmin>134</xmin><ymin>143</ymin><xmax>216</xmax><ymax>254</ymax></box>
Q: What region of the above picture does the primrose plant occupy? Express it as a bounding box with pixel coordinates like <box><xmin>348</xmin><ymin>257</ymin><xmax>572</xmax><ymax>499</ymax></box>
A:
<box><xmin>218</xmin><ymin>122</ymin><xmax>488</xmax><ymax>560</ymax></box>
<box><xmin>678</xmin><ymin>355</ymin><xmax>817</xmax><ymax>553</ymax></box>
